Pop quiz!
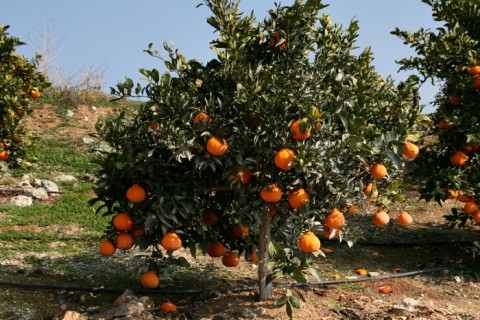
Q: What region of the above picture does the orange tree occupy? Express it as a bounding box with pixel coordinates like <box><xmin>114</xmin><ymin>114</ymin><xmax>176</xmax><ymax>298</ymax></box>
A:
<box><xmin>0</xmin><ymin>25</ymin><xmax>49</xmax><ymax>165</ymax></box>
<box><xmin>92</xmin><ymin>0</ymin><xmax>421</xmax><ymax>314</ymax></box>
<box><xmin>392</xmin><ymin>0</ymin><xmax>480</xmax><ymax>228</ymax></box>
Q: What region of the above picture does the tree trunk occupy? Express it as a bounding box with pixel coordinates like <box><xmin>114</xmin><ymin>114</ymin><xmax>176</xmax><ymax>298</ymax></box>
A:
<box><xmin>258</xmin><ymin>210</ymin><xmax>273</xmax><ymax>300</ymax></box>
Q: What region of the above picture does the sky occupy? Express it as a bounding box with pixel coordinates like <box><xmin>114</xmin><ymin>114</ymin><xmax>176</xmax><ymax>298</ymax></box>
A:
<box><xmin>1</xmin><ymin>0</ymin><xmax>442</xmax><ymax>113</ymax></box>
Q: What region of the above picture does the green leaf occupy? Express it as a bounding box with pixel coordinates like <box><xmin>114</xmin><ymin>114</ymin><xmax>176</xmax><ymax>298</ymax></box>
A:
<box><xmin>272</xmin><ymin>296</ymin><xmax>287</xmax><ymax>308</ymax></box>
<box><xmin>307</xmin><ymin>267</ymin><xmax>322</xmax><ymax>281</ymax></box>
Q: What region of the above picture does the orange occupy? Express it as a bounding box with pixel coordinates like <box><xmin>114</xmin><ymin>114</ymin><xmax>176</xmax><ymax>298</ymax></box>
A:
<box><xmin>473</xmin><ymin>77</ymin><xmax>480</xmax><ymax>89</ymax></box>
<box><xmin>449</xmin><ymin>95</ymin><xmax>459</xmax><ymax>104</ymax></box>
<box><xmin>473</xmin><ymin>212</ymin><xmax>480</xmax><ymax>224</ymax></box>
<box><xmin>158</xmin><ymin>302</ymin><xmax>177</xmax><ymax>313</ymax></box>
<box><xmin>260</xmin><ymin>183</ymin><xmax>282</xmax><ymax>203</ymax></box>
<box><xmin>99</xmin><ymin>238</ymin><xmax>116</xmax><ymax>256</ymax></box>
<box><xmin>233</xmin><ymin>169</ymin><xmax>253</xmax><ymax>184</ymax></box>
<box><xmin>464</xmin><ymin>200</ymin><xmax>478</xmax><ymax>215</ymax></box>
<box><xmin>274</xmin><ymin>148</ymin><xmax>296</xmax><ymax>170</ymax></box>
<box><xmin>450</xmin><ymin>151</ymin><xmax>468</xmax><ymax>166</ymax></box>
<box><xmin>298</xmin><ymin>231</ymin><xmax>321</xmax><ymax>253</ymax></box>
<box><xmin>29</xmin><ymin>89</ymin><xmax>41</xmax><ymax>99</ymax></box>
<box><xmin>323</xmin><ymin>227</ymin><xmax>341</xmax><ymax>239</ymax></box>
<box><xmin>232</xmin><ymin>224</ymin><xmax>249</xmax><ymax>238</ymax></box>
<box><xmin>0</xmin><ymin>150</ymin><xmax>9</xmax><ymax>161</ymax></box>
<box><xmin>115</xmin><ymin>232</ymin><xmax>135</xmax><ymax>251</ymax></box>
<box><xmin>247</xmin><ymin>248</ymin><xmax>259</xmax><ymax>263</ymax></box>
<box><xmin>140</xmin><ymin>271</ymin><xmax>159</xmax><ymax>289</ymax></box>
<box><xmin>206</xmin><ymin>137</ymin><xmax>228</xmax><ymax>156</ymax></box>
<box><xmin>467</xmin><ymin>64</ymin><xmax>480</xmax><ymax>75</ymax></box>
<box><xmin>397</xmin><ymin>211</ymin><xmax>413</xmax><ymax>227</ymax></box>
<box><xmin>438</xmin><ymin>118</ymin><xmax>454</xmax><ymax>131</ymax></box>
<box><xmin>161</xmin><ymin>232</ymin><xmax>182</xmax><ymax>251</ymax></box>
<box><xmin>287</xmin><ymin>188</ymin><xmax>310</xmax><ymax>210</ymax></box>
<box><xmin>193</xmin><ymin>112</ymin><xmax>212</xmax><ymax>126</ymax></box>
<box><xmin>112</xmin><ymin>213</ymin><xmax>133</xmax><ymax>231</ymax></box>
<box><xmin>222</xmin><ymin>251</ymin><xmax>240</xmax><ymax>267</ymax></box>
<box><xmin>402</xmin><ymin>142</ymin><xmax>419</xmax><ymax>159</ymax></box>
<box><xmin>447</xmin><ymin>189</ymin><xmax>459</xmax><ymax>200</ymax></box>
<box><xmin>126</xmin><ymin>184</ymin><xmax>146</xmax><ymax>203</ymax></box>
<box><xmin>364</xmin><ymin>183</ymin><xmax>378</xmax><ymax>199</ymax></box>
<box><xmin>289</xmin><ymin>120</ymin><xmax>311</xmax><ymax>140</ymax></box>
<box><xmin>268</xmin><ymin>30</ymin><xmax>287</xmax><ymax>50</ymax></box>
<box><xmin>208</xmin><ymin>243</ymin><xmax>225</xmax><ymax>258</ymax></box>
<box><xmin>372</xmin><ymin>209</ymin><xmax>390</xmax><ymax>226</ymax></box>
<box><xmin>202</xmin><ymin>210</ymin><xmax>218</xmax><ymax>225</ymax></box>
<box><xmin>325</xmin><ymin>208</ymin><xmax>345</xmax><ymax>229</ymax></box>
<box><xmin>149</xmin><ymin>122</ymin><xmax>159</xmax><ymax>130</ymax></box>
<box><xmin>379</xmin><ymin>286</ymin><xmax>393</xmax><ymax>294</ymax></box>
<box><xmin>355</xmin><ymin>268</ymin><xmax>367</xmax><ymax>276</ymax></box>
<box><xmin>268</xmin><ymin>205</ymin><xmax>277</xmax><ymax>219</ymax></box>
<box><xmin>459</xmin><ymin>193</ymin><xmax>473</xmax><ymax>203</ymax></box>
<box><xmin>132</xmin><ymin>228</ymin><xmax>146</xmax><ymax>238</ymax></box>
<box><xmin>371</xmin><ymin>163</ymin><xmax>387</xmax><ymax>179</ymax></box>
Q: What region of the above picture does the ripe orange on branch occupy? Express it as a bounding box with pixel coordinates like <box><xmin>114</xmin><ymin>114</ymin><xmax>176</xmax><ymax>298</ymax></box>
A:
<box><xmin>161</xmin><ymin>232</ymin><xmax>182</xmax><ymax>251</ymax></box>
<box><xmin>464</xmin><ymin>200</ymin><xmax>478</xmax><ymax>215</ymax></box>
<box><xmin>202</xmin><ymin>210</ymin><xmax>218</xmax><ymax>225</ymax></box>
<box><xmin>222</xmin><ymin>251</ymin><xmax>240</xmax><ymax>267</ymax></box>
<box><xmin>371</xmin><ymin>163</ymin><xmax>387</xmax><ymax>179</ymax></box>
<box><xmin>274</xmin><ymin>148</ymin><xmax>296</xmax><ymax>170</ymax></box>
<box><xmin>289</xmin><ymin>119</ymin><xmax>311</xmax><ymax>140</ymax></box>
<box><xmin>140</xmin><ymin>271</ymin><xmax>159</xmax><ymax>289</ymax></box>
<box><xmin>233</xmin><ymin>169</ymin><xmax>253</xmax><ymax>184</ymax></box>
<box><xmin>298</xmin><ymin>231</ymin><xmax>321</xmax><ymax>253</ymax></box>
<box><xmin>29</xmin><ymin>88</ymin><xmax>41</xmax><ymax>99</ymax></box>
<box><xmin>450</xmin><ymin>151</ymin><xmax>468</xmax><ymax>166</ymax></box>
<box><xmin>260</xmin><ymin>183</ymin><xmax>282</xmax><ymax>203</ymax></box>
<box><xmin>372</xmin><ymin>209</ymin><xmax>390</xmax><ymax>226</ymax></box>
<box><xmin>193</xmin><ymin>112</ymin><xmax>212</xmax><ymax>126</ymax></box>
<box><xmin>402</xmin><ymin>142</ymin><xmax>419</xmax><ymax>159</ymax></box>
<box><xmin>232</xmin><ymin>224</ymin><xmax>249</xmax><ymax>238</ymax></box>
<box><xmin>126</xmin><ymin>184</ymin><xmax>146</xmax><ymax>203</ymax></box>
<box><xmin>99</xmin><ymin>238</ymin><xmax>116</xmax><ymax>256</ymax></box>
<box><xmin>115</xmin><ymin>232</ymin><xmax>135</xmax><ymax>251</ymax></box>
<box><xmin>325</xmin><ymin>208</ymin><xmax>345</xmax><ymax>229</ymax></box>
<box><xmin>206</xmin><ymin>137</ymin><xmax>228</xmax><ymax>156</ymax></box>
<box><xmin>288</xmin><ymin>188</ymin><xmax>310</xmax><ymax>209</ymax></box>
<box><xmin>208</xmin><ymin>243</ymin><xmax>225</xmax><ymax>258</ymax></box>
<box><xmin>397</xmin><ymin>211</ymin><xmax>413</xmax><ymax>227</ymax></box>
<box><xmin>113</xmin><ymin>213</ymin><xmax>133</xmax><ymax>231</ymax></box>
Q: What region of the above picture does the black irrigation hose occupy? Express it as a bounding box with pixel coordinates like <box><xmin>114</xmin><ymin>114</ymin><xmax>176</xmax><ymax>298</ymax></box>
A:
<box><xmin>0</xmin><ymin>267</ymin><xmax>448</xmax><ymax>295</ymax></box>
<box><xmin>0</xmin><ymin>188</ymin><xmax>65</xmax><ymax>194</ymax></box>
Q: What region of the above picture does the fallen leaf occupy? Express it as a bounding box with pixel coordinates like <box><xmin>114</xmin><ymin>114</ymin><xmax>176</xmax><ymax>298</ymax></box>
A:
<box><xmin>321</xmin><ymin>248</ymin><xmax>333</xmax><ymax>253</ymax></box>
<box><xmin>334</xmin><ymin>274</ymin><xmax>340</xmax><ymax>280</ymax></box>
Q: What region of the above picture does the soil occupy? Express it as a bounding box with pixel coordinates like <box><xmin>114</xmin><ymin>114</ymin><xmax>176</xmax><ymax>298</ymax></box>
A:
<box><xmin>0</xmin><ymin>101</ymin><xmax>479</xmax><ymax>320</ymax></box>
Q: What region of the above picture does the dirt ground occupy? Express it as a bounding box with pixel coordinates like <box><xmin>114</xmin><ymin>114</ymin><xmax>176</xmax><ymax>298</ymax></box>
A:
<box><xmin>0</xmin><ymin>101</ymin><xmax>479</xmax><ymax>319</ymax></box>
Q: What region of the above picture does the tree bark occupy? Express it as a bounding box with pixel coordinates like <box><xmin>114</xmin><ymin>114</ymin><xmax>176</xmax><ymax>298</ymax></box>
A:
<box><xmin>258</xmin><ymin>210</ymin><xmax>273</xmax><ymax>300</ymax></box>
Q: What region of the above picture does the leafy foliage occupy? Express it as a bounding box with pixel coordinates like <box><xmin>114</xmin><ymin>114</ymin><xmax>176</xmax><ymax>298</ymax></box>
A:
<box><xmin>0</xmin><ymin>25</ymin><xmax>50</xmax><ymax>165</ymax></box>
<box><xmin>393</xmin><ymin>0</ymin><xmax>480</xmax><ymax>226</ymax></box>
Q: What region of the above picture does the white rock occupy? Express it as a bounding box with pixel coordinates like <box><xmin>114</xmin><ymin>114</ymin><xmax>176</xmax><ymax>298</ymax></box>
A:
<box><xmin>82</xmin><ymin>137</ymin><xmax>95</xmax><ymax>144</ymax></box>
<box><xmin>54</xmin><ymin>174</ymin><xmax>78</xmax><ymax>183</ymax></box>
<box><xmin>32</xmin><ymin>188</ymin><xmax>49</xmax><ymax>200</ymax></box>
<box><xmin>41</xmin><ymin>180</ymin><xmax>59</xmax><ymax>193</ymax></box>
<box><xmin>61</xmin><ymin>310</ymin><xmax>88</xmax><ymax>320</ymax></box>
<box><xmin>21</xmin><ymin>174</ymin><xmax>32</xmax><ymax>181</ymax></box>
<box><xmin>66</xmin><ymin>110</ymin><xmax>74</xmax><ymax>117</ymax></box>
<box><xmin>11</xmin><ymin>195</ymin><xmax>33</xmax><ymax>207</ymax></box>
<box><xmin>402</xmin><ymin>297</ymin><xmax>421</xmax><ymax>308</ymax></box>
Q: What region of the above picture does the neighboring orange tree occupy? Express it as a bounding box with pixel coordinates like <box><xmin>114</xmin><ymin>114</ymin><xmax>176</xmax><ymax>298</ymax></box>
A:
<box><xmin>92</xmin><ymin>0</ymin><xmax>421</xmax><ymax>315</ymax></box>
<box><xmin>0</xmin><ymin>25</ymin><xmax>49</xmax><ymax>165</ymax></box>
<box><xmin>393</xmin><ymin>0</ymin><xmax>480</xmax><ymax>228</ymax></box>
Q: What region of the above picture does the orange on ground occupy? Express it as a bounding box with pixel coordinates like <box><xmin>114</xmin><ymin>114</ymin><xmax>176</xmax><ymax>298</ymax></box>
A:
<box><xmin>379</xmin><ymin>286</ymin><xmax>393</xmax><ymax>294</ymax></box>
<box><xmin>232</xmin><ymin>224</ymin><xmax>249</xmax><ymax>238</ymax></box>
<box><xmin>289</xmin><ymin>119</ymin><xmax>311</xmax><ymax>140</ymax></box>
<box><xmin>371</xmin><ymin>163</ymin><xmax>387</xmax><ymax>179</ymax></box>
<box><xmin>373</xmin><ymin>209</ymin><xmax>390</xmax><ymax>226</ymax></box>
<box><xmin>99</xmin><ymin>238</ymin><xmax>116</xmax><ymax>256</ymax></box>
<box><xmin>140</xmin><ymin>271</ymin><xmax>159</xmax><ymax>289</ymax></box>
<box><xmin>288</xmin><ymin>188</ymin><xmax>310</xmax><ymax>210</ymax></box>
<box><xmin>161</xmin><ymin>232</ymin><xmax>182</xmax><ymax>251</ymax></box>
<box><xmin>402</xmin><ymin>142</ymin><xmax>419</xmax><ymax>159</ymax></box>
<box><xmin>355</xmin><ymin>268</ymin><xmax>367</xmax><ymax>276</ymax></box>
<box><xmin>325</xmin><ymin>208</ymin><xmax>345</xmax><ymax>229</ymax></box>
<box><xmin>113</xmin><ymin>213</ymin><xmax>133</xmax><ymax>231</ymax></box>
<box><xmin>208</xmin><ymin>243</ymin><xmax>225</xmax><ymax>258</ymax></box>
<box><xmin>222</xmin><ymin>251</ymin><xmax>240</xmax><ymax>267</ymax></box>
<box><xmin>158</xmin><ymin>302</ymin><xmax>177</xmax><ymax>313</ymax></box>
<box><xmin>450</xmin><ymin>151</ymin><xmax>468</xmax><ymax>166</ymax></box>
<box><xmin>397</xmin><ymin>211</ymin><xmax>413</xmax><ymax>227</ymax></box>
<box><xmin>274</xmin><ymin>148</ymin><xmax>296</xmax><ymax>170</ymax></box>
<box><xmin>233</xmin><ymin>169</ymin><xmax>253</xmax><ymax>184</ymax></box>
<box><xmin>464</xmin><ymin>200</ymin><xmax>478</xmax><ymax>215</ymax></box>
<box><xmin>206</xmin><ymin>137</ymin><xmax>228</xmax><ymax>156</ymax></box>
<box><xmin>202</xmin><ymin>210</ymin><xmax>218</xmax><ymax>225</ymax></box>
<box><xmin>298</xmin><ymin>231</ymin><xmax>321</xmax><ymax>253</ymax></box>
<box><xmin>115</xmin><ymin>232</ymin><xmax>135</xmax><ymax>251</ymax></box>
<box><xmin>260</xmin><ymin>183</ymin><xmax>282</xmax><ymax>203</ymax></box>
<box><xmin>126</xmin><ymin>184</ymin><xmax>146</xmax><ymax>203</ymax></box>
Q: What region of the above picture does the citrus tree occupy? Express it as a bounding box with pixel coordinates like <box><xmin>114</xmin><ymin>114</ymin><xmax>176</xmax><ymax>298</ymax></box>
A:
<box><xmin>92</xmin><ymin>0</ymin><xmax>421</xmax><ymax>315</ymax></box>
<box><xmin>392</xmin><ymin>0</ymin><xmax>480</xmax><ymax>228</ymax></box>
<box><xmin>0</xmin><ymin>24</ymin><xmax>49</xmax><ymax>165</ymax></box>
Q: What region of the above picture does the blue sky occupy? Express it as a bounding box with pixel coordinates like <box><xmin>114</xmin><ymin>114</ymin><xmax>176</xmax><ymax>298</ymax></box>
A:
<box><xmin>1</xmin><ymin>0</ymin><xmax>441</xmax><ymax>112</ymax></box>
